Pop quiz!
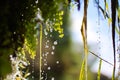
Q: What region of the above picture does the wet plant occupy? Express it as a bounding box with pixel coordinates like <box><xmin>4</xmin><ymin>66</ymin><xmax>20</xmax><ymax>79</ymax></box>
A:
<box><xmin>0</xmin><ymin>0</ymin><xmax>120</xmax><ymax>80</ymax></box>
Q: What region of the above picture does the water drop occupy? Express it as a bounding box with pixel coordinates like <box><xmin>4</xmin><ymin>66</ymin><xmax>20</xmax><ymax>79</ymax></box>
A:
<box><xmin>26</xmin><ymin>7</ymin><xmax>28</xmax><ymax>9</ymax></box>
<box><xmin>46</xmin><ymin>52</ymin><xmax>49</xmax><ymax>55</ymax></box>
<box><xmin>32</xmin><ymin>71</ymin><xmax>34</xmax><ymax>73</ymax></box>
<box><xmin>53</xmin><ymin>40</ymin><xmax>58</xmax><ymax>45</ymax></box>
<box><xmin>51</xmin><ymin>52</ymin><xmax>54</xmax><ymax>55</ymax></box>
<box><xmin>44</xmin><ymin>29</ymin><xmax>48</xmax><ymax>35</ymax></box>
<box><xmin>31</xmin><ymin>4</ymin><xmax>33</xmax><ymax>6</ymax></box>
<box><xmin>52</xmin><ymin>46</ymin><xmax>55</xmax><ymax>50</ymax></box>
<box><xmin>45</xmin><ymin>45</ymin><xmax>49</xmax><ymax>48</ymax></box>
<box><xmin>44</xmin><ymin>59</ymin><xmax>46</xmax><ymax>62</ymax></box>
<box><xmin>50</xmin><ymin>35</ymin><xmax>52</xmax><ymax>37</ymax></box>
<box><xmin>56</xmin><ymin>61</ymin><xmax>59</xmax><ymax>64</ymax></box>
<box><xmin>35</xmin><ymin>0</ymin><xmax>38</xmax><ymax>4</ymax></box>
<box><xmin>32</xmin><ymin>76</ymin><xmax>34</xmax><ymax>78</ymax></box>
<box><xmin>44</xmin><ymin>63</ymin><xmax>47</xmax><ymax>66</ymax></box>
<box><xmin>45</xmin><ymin>54</ymin><xmax>48</xmax><ymax>56</ymax></box>
<box><xmin>50</xmin><ymin>28</ymin><xmax>53</xmax><ymax>32</ymax></box>
<box><xmin>41</xmin><ymin>77</ymin><xmax>44</xmax><ymax>79</ymax></box>
<box><xmin>13</xmin><ymin>32</ymin><xmax>16</xmax><ymax>34</ymax></box>
<box><xmin>51</xmin><ymin>77</ymin><xmax>55</xmax><ymax>80</ymax></box>
<box><xmin>47</xmin><ymin>67</ymin><xmax>51</xmax><ymax>70</ymax></box>
<box><xmin>21</xmin><ymin>14</ymin><xmax>24</xmax><ymax>16</ymax></box>
<box><xmin>47</xmin><ymin>40</ymin><xmax>50</xmax><ymax>43</ymax></box>
<box><xmin>42</xmin><ymin>53</ymin><xmax>45</xmax><ymax>57</ymax></box>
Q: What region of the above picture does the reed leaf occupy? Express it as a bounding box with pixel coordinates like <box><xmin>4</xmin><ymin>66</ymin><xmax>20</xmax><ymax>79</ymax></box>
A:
<box><xmin>97</xmin><ymin>59</ymin><xmax>102</xmax><ymax>80</ymax></box>
<box><xmin>39</xmin><ymin>24</ymin><xmax>43</xmax><ymax>80</ymax></box>
<box><xmin>79</xmin><ymin>58</ymin><xmax>85</xmax><ymax>80</ymax></box>
<box><xmin>111</xmin><ymin>0</ymin><xmax>117</xmax><ymax>79</ymax></box>
<box><xmin>80</xmin><ymin>0</ymin><xmax>88</xmax><ymax>80</ymax></box>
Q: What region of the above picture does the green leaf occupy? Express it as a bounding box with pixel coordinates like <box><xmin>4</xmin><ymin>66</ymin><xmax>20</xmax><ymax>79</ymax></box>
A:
<box><xmin>79</xmin><ymin>58</ymin><xmax>85</xmax><ymax>80</ymax></box>
<box><xmin>97</xmin><ymin>59</ymin><xmax>102</xmax><ymax>80</ymax></box>
<box><xmin>118</xmin><ymin>7</ymin><xmax>120</xmax><ymax>19</ymax></box>
<box><xmin>108</xmin><ymin>18</ymin><xmax>112</xmax><ymax>27</ymax></box>
<box><xmin>115</xmin><ymin>26</ymin><xmax>120</xmax><ymax>35</ymax></box>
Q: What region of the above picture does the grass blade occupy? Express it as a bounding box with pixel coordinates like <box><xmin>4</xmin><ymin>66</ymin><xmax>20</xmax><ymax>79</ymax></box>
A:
<box><xmin>79</xmin><ymin>58</ymin><xmax>85</xmax><ymax>80</ymax></box>
<box><xmin>97</xmin><ymin>59</ymin><xmax>102</xmax><ymax>80</ymax></box>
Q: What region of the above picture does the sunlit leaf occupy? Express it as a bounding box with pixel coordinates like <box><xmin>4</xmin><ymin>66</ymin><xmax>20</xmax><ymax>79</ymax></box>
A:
<box><xmin>79</xmin><ymin>58</ymin><xmax>85</xmax><ymax>80</ymax></box>
<box><xmin>15</xmin><ymin>76</ymin><xmax>21</xmax><ymax>80</ymax></box>
<box><xmin>60</xmin><ymin>21</ymin><xmax>63</xmax><ymax>25</ymax></box>
<box><xmin>118</xmin><ymin>7</ymin><xmax>120</xmax><ymax>19</ymax></box>
<box><xmin>59</xmin><ymin>11</ymin><xmax>64</xmax><ymax>15</ymax></box>
<box><xmin>106</xmin><ymin>2</ymin><xmax>108</xmax><ymax>11</ymax></box>
<box><xmin>24</xmin><ymin>73</ymin><xmax>31</xmax><ymax>78</ymax></box>
<box><xmin>59</xmin><ymin>34</ymin><xmax>64</xmax><ymax>38</ymax></box>
<box><xmin>108</xmin><ymin>18</ymin><xmax>112</xmax><ymax>27</ymax></box>
<box><xmin>115</xmin><ymin>26</ymin><xmax>120</xmax><ymax>35</ymax></box>
<box><xmin>80</xmin><ymin>0</ymin><xmax>88</xmax><ymax>80</ymax></box>
<box><xmin>19</xmin><ymin>63</ymin><xmax>26</xmax><ymax>69</ymax></box>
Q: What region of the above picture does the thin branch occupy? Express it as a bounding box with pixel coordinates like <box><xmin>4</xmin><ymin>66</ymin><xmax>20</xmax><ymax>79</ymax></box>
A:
<box><xmin>111</xmin><ymin>0</ymin><xmax>117</xmax><ymax>79</ymax></box>
<box><xmin>89</xmin><ymin>51</ymin><xmax>113</xmax><ymax>66</ymax></box>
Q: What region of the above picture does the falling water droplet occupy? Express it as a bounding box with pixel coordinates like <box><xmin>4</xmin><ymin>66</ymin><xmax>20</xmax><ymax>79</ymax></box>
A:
<box><xmin>47</xmin><ymin>40</ymin><xmax>49</xmax><ymax>43</ymax></box>
<box><xmin>50</xmin><ymin>35</ymin><xmax>52</xmax><ymax>37</ymax></box>
<box><xmin>41</xmin><ymin>72</ymin><xmax>44</xmax><ymax>75</ymax></box>
<box><xmin>45</xmin><ymin>45</ymin><xmax>49</xmax><ymax>48</ymax></box>
<box><xmin>56</xmin><ymin>61</ymin><xmax>59</xmax><ymax>64</ymax></box>
<box><xmin>44</xmin><ymin>63</ymin><xmax>47</xmax><ymax>66</ymax></box>
<box><xmin>32</xmin><ymin>76</ymin><xmax>34</xmax><ymax>79</ymax></box>
<box><xmin>47</xmin><ymin>67</ymin><xmax>51</xmax><ymax>70</ymax></box>
<box><xmin>42</xmin><ymin>53</ymin><xmax>45</xmax><ymax>57</ymax></box>
<box><xmin>41</xmin><ymin>77</ymin><xmax>44</xmax><ymax>79</ymax></box>
<box><xmin>50</xmin><ymin>28</ymin><xmax>53</xmax><ymax>32</ymax></box>
<box><xmin>44</xmin><ymin>59</ymin><xmax>46</xmax><ymax>62</ymax></box>
<box><xmin>13</xmin><ymin>32</ymin><xmax>16</xmax><ymax>34</ymax></box>
<box><xmin>26</xmin><ymin>7</ymin><xmax>28</xmax><ymax>9</ymax></box>
<box><xmin>53</xmin><ymin>40</ymin><xmax>58</xmax><ymax>45</ymax></box>
<box><xmin>51</xmin><ymin>52</ymin><xmax>54</xmax><ymax>55</ymax></box>
<box><xmin>44</xmin><ymin>29</ymin><xmax>48</xmax><ymax>35</ymax></box>
<box><xmin>51</xmin><ymin>77</ymin><xmax>55</xmax><ymax>80</ymax></box>
<box><xmin>21</xmin><ymin>14</ymin><xmax>24</xmax><ymax>16</ymax></box>
<box><xmin>46</xmin><ymin>52</ymin><xmax>49</xmax><ymax>55</ymax></box>
<box><xmin>31</xmin><ymin>4</ymin><xmax>33</xmax><ymax>6</ymax></box>
<box><xmin>35</xmin><ymin>0</ymin><xmax>38</xmax><ymax>4</ymax></box>
<box><xmin>52</xmin><ymin>46</ymin><xmax>55</xmax><ymax>50</ymax></box>
<box><xmin>32</xmin><ymin>71</ymin><xmax>34</xmax><ymax>73</ymax></box>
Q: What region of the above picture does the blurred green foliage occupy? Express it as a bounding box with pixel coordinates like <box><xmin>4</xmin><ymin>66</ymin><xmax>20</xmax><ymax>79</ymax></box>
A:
<box><xmin>0</xmin><ymin>0</ymin><xmax>70</xmax><ymax>78</ymax></box>
<box><xmin>0</xmin><ymin>0</ymin><xmax>37</xmax><ymax>77</ymax></box>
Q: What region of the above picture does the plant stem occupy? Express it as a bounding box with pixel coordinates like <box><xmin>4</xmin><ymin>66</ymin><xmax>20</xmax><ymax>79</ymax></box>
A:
<box><xmin>89</xmin><ymin>51</ymin><xmax>113</xmax><ymax>66</ymax></box>
<box><xmin>40</xmin><ymin>24</ymin><xmax>42</xmax><ymax>80</ymax></box>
